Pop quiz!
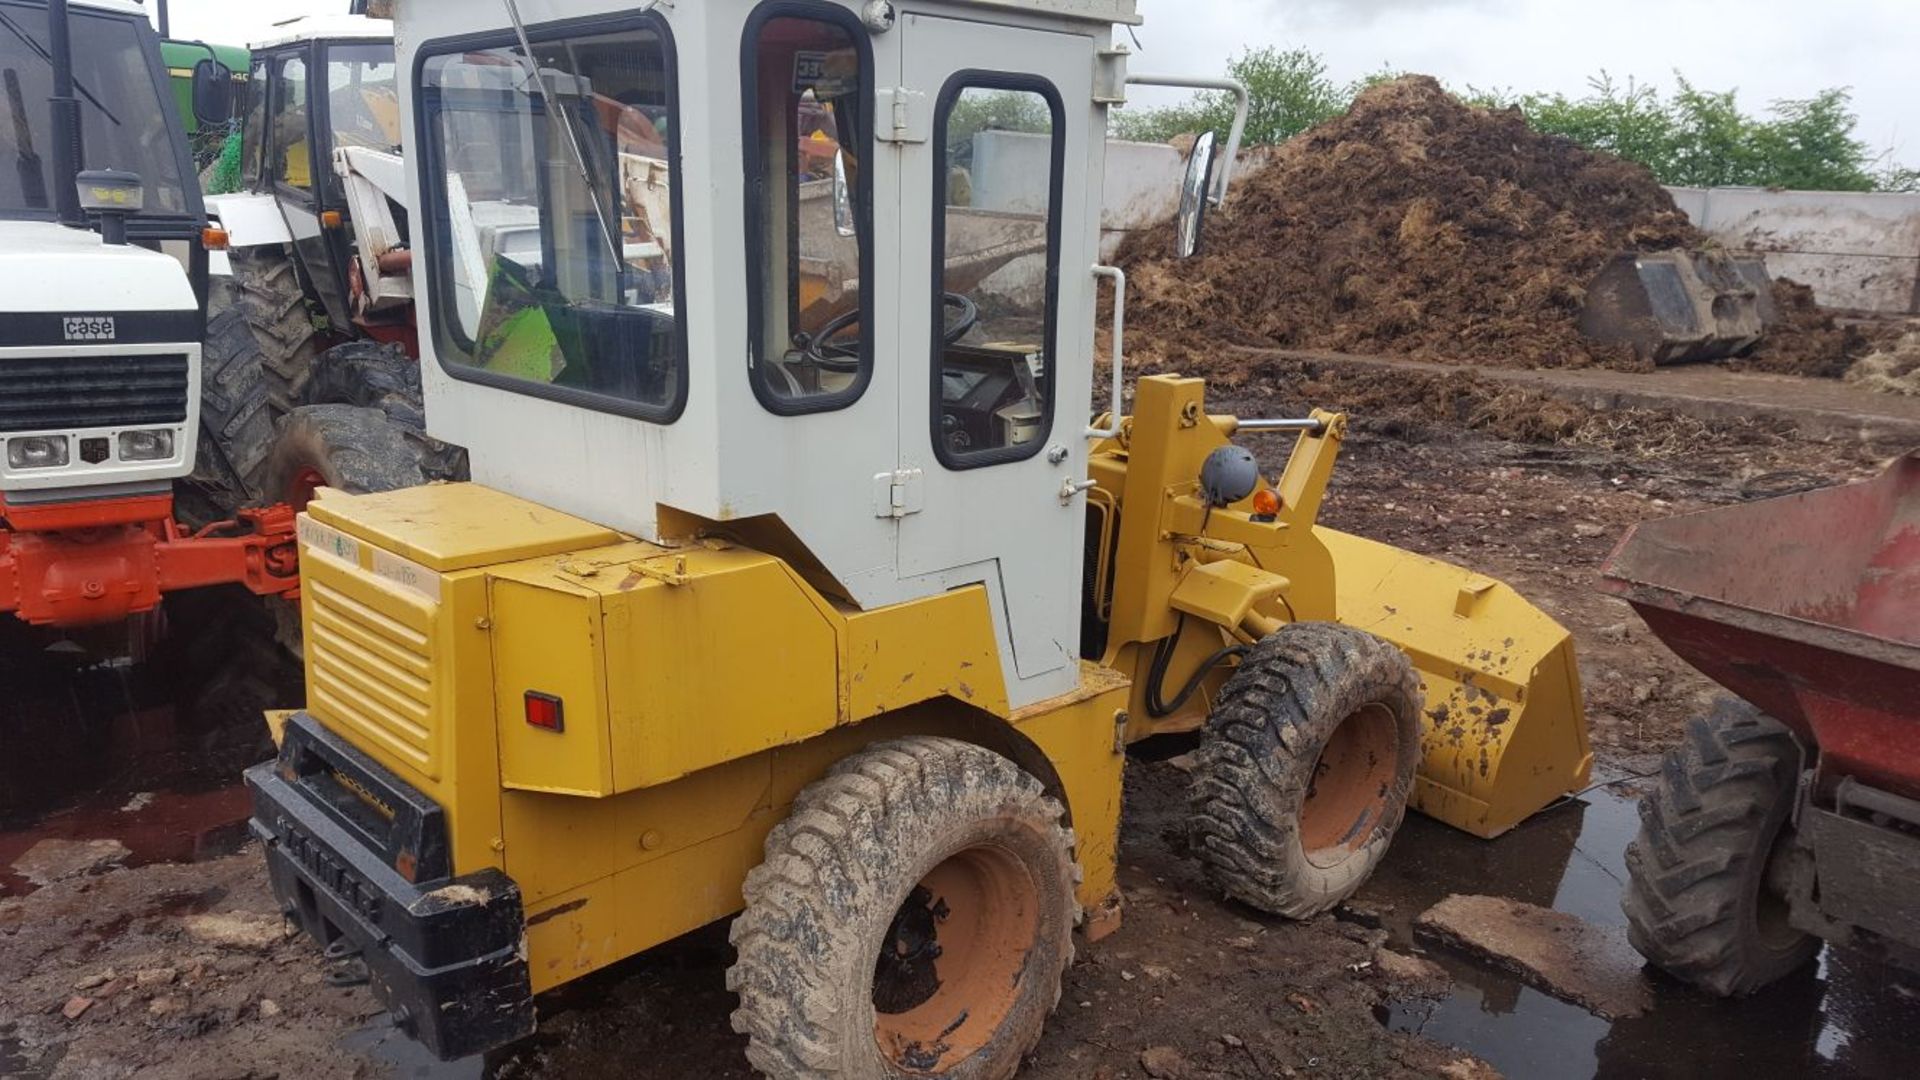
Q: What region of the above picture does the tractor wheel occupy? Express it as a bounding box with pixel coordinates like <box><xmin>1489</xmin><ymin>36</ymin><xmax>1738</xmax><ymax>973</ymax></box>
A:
<box><xmin>303</xmin><ymin>340</ymin><xmax>427</xmax><ymax>430</ymax></box>
<box><xmin>1188</xmin><ymin>622</ymin><xmax>1424</xmax><ymax>919</ymax></box>
<box><xmin>183</xmin><ymin>303</ymin><xmax>278</xmax><ymax>525</ymax></box>
<box><xmin>1622</xmin><ymin>700</ymin><xmax>1818</xmax><ymax>995</ymax></box>
<box><xmin>264</xmin><ymin>405</ymin><xmax>427</xmax><ymax>512</ymax></box>
<box><xmin>728</xmin><ymin>737</ymin><xmax>1078</xmax><ymax>1080</ymax></box>
<box><xmin>227</xmin><ymin>246</ymin><xmax>326</xmax><ymax>415</ymax></box>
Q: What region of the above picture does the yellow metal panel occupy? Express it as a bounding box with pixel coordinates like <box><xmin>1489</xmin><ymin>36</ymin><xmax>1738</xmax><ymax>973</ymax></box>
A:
<box><xmin>604</xmin><ymin>554</ymin><xmax>840</xmax><ymax>788</ymax></box>
<box><xmin>491</xmin><ymin>578</ymin><xmax>615</xmax><ymax>797</ymax></box>
<box><xmin>522</xmin><ymin>824</ymin><xmax>775</xmax><ymax>994</ymax></box>
<box><xmin>514</xmin><ymin>668</ymin><xmax>1128</xmax><ymax>992</ymax></box>
<box><xmin>296</xmin><ymin>527</ymin><xmax>507</xmax><ymax>876</ymax></box>
<box><xmin>1008</xmin><ymin>663</ymin><xmax>1130</xmax><ymax>916</ymax></box>
<box><xmin>845</xmin><ymin>586</ymin><xmax>1010</xmax><ymax>720</ymax></box>
<box><xmin>1167</xmin><ymin>558</ymin><xmax>1291</xmax><ymax>630</ymax></box>
<box><xmin>1318</xmin><ymin>526</ymin><xmax>1593</xmax><ymax>838</ymax></box>
<box><xmin>302</xmin><ymin>548</ymin><xmax>444</xmax><ymax>780</ymax></box>
<box><xmin>502</xmin><ymin>754</ymin><xmax>771</xmax><ymax>905</ymax></box>
<box><xmin>306</xmin><ymin>483</ymin><xmax>619</xmax><ymax>573</ymax></box>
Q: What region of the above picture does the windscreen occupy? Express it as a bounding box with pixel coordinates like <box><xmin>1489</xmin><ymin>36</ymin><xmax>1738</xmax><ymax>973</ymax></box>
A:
<box><xmin>0</xmin><ymin>1</ymin><xmax>189</xmax><ymax>216</ymax></box>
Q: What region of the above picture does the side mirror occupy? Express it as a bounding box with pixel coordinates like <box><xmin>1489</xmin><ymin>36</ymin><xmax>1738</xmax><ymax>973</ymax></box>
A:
<box><xmin>832</xmin><ymin>150</ymin><xmax>856</xmax><ymax>238</ymax></box>
<box><xmin>191</xmin><ymin>58</ymin><xmax>234</xmax><ymax>126</ymax></box>
<box><xmin>1175</xmin><ymin>130</ymin><xmax>1218</xmax><ymax>260</ymax></box>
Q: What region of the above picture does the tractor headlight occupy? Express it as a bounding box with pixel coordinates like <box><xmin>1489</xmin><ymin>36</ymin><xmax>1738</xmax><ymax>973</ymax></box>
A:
<box><xmin>8</xmin><ymin>435</ymin><xmax>70</xmax><ymax>469</ymax></box>
<box><xmin>117</xmin><ymin>428</ymin><xmax>175</xmax><ymax>462</ymax></box>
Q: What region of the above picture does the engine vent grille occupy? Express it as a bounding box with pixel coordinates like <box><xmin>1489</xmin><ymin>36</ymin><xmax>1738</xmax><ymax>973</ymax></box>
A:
<box><xmin>0</xmin><ymin>354</ymin><xmax>189</xmax><ymax>434</ymax></box>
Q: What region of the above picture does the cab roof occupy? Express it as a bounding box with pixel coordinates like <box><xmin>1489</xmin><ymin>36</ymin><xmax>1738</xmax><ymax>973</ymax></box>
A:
<box><xmin>956</xmin><ymin>0</ymin><xmax>1141</xmax><ymax>25</ymax></box>
<box><xmin>70</xmin><ymin>0</ymin><xmax>149</xmax><ymax>16</ymax></box>
<box><xmin>251</xmin><ymin>13</ymin><xmax>392</xmax><ymax>51</ymax></box>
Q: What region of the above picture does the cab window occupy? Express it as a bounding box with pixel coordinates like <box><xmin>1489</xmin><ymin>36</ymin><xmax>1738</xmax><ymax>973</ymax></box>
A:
<box><xmin>324</xmin><ymin>44</ymin><xmax>399</xmax><ymax>199</ymax></box>
<box><xmin>269</xmin><ymin>54</ymin><xmax>310</xmax><ymax>191</ymax></box>
<box><xmin>933</xmin><ymin>80</ymin><xmax>1062</xmax><ymax>468</ymax></box>
<box><xmin>419</xmin><ymin>18</ymin><xmax>684</xmax><ymax>419</ymax></box>
<box><xmin>240</xmin><ymin>58</ymin><xmax>268</xmax><ymax>189</ymax></box>
<box><xmin>744</xmin><ymin>7</ymin><xmax>871</xmax><ymax>413</ymax></box>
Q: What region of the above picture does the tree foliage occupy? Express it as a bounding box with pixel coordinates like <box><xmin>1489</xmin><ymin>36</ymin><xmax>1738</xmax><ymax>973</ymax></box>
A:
<box><xmin>1113</xmin><ymin>47</ymin><xmax>1347</xmax><ymax>147</ymax></box>
<box><xmin>1116</xmin><ymin>48</ymin><xmax>1915</xmax><ymax>193</ymax></box>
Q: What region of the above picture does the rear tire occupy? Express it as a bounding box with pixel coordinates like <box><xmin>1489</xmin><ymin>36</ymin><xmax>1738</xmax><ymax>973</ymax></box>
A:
<box><xmin>1623</xmin><ymin>700</ymin><xmax>1819</xmax><ymax>995</ymax></box>
<box><xmin>191</xmin><ymin>246</ymin><xmax>327</xmax><ymax>521</ymax></box>
<box><xmin>264</xmin><ymin>404</ymin><xmax>428</xmax><ymax>511</ymax></box>
<box><xmin>1188</xmin><ymin>622</ymin><xmax>1424</xmax><ymax>918</ymax></box>
<box><xmin>228</xmin><ymin>246</ymin><xmax>326</xmax><ymax>415</ymax></box>
<box><xmin>184</xmin><ymin>304</ymin><xmax>277</xmax><ymax>525</ymax></box>
<box><xmin>728</xmin><ymin>737</ymin><xmax>1078</xmax><ymax>1080</ymax></box>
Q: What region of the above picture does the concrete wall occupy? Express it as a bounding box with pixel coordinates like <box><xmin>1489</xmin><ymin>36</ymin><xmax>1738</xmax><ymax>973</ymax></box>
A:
<box><xmin>1667</xmin><ymin>186</ymin><xmax>1920</xmax><ymax>315</ymax></box>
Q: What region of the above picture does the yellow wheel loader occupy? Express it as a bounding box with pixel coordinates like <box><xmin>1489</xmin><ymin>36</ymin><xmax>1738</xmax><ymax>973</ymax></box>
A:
<box><xmin>243</xmin><ymin>0</ymin><xmax>1591</xmax><ymax>1073</ymax></box>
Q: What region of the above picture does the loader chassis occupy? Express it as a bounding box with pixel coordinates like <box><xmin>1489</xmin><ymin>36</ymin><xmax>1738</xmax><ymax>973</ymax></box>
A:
<box><xmin>247</xmin><ymin>0</ymin><xmax>1592</xmax><ymax>1069</ymax></box>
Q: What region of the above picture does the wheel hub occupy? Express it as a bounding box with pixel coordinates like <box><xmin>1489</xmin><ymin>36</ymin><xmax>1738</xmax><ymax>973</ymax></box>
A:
<box><xmin>872</xmin><ymin>845</ymin><xmax>1039</xmax><ymax>1073</ymax></box>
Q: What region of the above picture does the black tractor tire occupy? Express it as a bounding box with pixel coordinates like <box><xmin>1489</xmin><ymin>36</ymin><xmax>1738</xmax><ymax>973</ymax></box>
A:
<box><xmin>1623</xmin><ymin>699</ymin><xmax>1819</xmax><ymax>996</ymax></box>
<box><xmin>227</xmin><ymin>245</ymin><xmax>326</xmax><ymax>416</ymax></box>
<box><xmin>1188</xmin><ymin>622</ymin><xmax>1424</xmax><ymax>919</ymax></box>
<box><xmin>264</xmin><ymin>404</ymin><xmax>428</xmax><ymax>511</ymax></box>
<box><xmin>183</xmin><ymin>304</ymin><xmax>279</xmax><ymax>524</ymax></box>
<box><xmin>301</xmin><ymin>341</ymin><xmax>469</xmax><ymax>484</ymax></box>
<box><xmin>303</xmin><ymin>340</ymin><xmax>427</xmax><ymax>430</ymax></box>
<box><xmin>728</xmin><ymin>737</ymin><xmax>1078</xmax><ymax>1080</ymax></box>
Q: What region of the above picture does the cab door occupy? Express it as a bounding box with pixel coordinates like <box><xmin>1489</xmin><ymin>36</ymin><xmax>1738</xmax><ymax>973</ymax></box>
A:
<box><xmin>894</xmin><ymin>13</ymin><xmax>1102</xmax><ymax>707</ymax></box>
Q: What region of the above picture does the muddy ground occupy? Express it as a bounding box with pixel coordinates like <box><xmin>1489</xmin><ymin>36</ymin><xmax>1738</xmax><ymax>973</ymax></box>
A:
<box><xmin>2</xmin><ymin>369</ymin><xmax>1915</xmax><ymax>1079</ymax></box>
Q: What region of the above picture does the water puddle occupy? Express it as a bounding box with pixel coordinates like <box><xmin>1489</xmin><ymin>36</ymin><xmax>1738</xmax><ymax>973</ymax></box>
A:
<box><xmin>0</xmin><ymin>784</ymin><xmax>252</xmax><ymax>898</ymax></box>
<box><xmin>1357</xmin><ymin>781</ymin><xmax>1920</xmax><ymax>1078</ymax></box>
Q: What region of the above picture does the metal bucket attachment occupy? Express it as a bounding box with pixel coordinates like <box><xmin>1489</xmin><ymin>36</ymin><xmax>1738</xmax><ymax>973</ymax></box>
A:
<box><xmin>1580</xmin><ymin>248</ymin><xmax>1776</xmax><ymax>365</ymax></box>
<box><xmin>1319</xmin><ymin>528</ymin><xmax>1593</xmax><ymax>839</ymax></box>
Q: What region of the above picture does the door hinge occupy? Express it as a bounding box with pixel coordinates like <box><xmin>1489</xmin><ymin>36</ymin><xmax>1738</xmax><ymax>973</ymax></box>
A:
<box><xmin>1095</xmin><ymin>46</ymin><xmax>1130</xmax><ymax>105</ymax></box>
<box><xmin>873</xmin><ymin>468</ymin><xmax>925</xmax><ymax>518</ymax></box>
<box><xmin>876</xmin><ymin>87</ymin><xmax>929</xmax><ymax>144</ymax></box>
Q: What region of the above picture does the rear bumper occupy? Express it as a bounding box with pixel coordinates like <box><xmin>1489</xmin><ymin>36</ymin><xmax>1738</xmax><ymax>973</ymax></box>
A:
<box><xmin>246</xmin><ymin>713</ymin><xmax>533</xmax><ymax>1060</ymax></box>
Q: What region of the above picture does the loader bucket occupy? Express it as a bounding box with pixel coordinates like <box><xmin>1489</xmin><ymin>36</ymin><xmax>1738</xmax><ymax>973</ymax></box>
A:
<box><xmin>1579</xmin><ymin>248</ymin><xmax>1776</xmax><ymax>365</ymax></box>
<box><xmin>1318</xmin><ymin>527</ymin><xmax>1593</xmax><ymax>838</ymax></box>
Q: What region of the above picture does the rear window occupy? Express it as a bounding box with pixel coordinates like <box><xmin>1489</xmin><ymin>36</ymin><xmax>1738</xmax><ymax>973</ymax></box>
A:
<box><xmin>417</xmin><ymin>16</ymin><xmax>685</xmax><ymax>421</ymax></box>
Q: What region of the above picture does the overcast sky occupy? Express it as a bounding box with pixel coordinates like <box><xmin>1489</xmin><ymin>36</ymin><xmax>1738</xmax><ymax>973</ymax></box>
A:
<box><xmin>154</xmin><ymin>0</ymin><xmax>1915</xmax><ymax>164</ymax></box>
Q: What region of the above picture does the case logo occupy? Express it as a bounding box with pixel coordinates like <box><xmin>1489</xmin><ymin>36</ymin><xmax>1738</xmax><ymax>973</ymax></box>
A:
<box><xmin>62</xmin><ymin>316</ymin><xmax>116</xmax><ymax>342</ymax></box>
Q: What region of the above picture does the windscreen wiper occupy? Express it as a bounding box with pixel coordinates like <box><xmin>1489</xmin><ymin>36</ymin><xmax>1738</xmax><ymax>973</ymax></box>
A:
<box><xmin>500</xmin><ymin>0</ymin><xmax>622</xmax><ymax>275</ymax></box>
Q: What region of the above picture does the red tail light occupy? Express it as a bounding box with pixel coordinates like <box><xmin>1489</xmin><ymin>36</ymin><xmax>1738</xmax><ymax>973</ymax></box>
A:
<box><xmin>525</xmin><ymin>691</ymin><xmax>565</xmax><ymax>733</ymax></box>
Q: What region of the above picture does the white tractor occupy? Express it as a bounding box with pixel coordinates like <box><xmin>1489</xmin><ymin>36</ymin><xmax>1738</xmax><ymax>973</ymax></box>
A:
<box><xmin>197</xmin><ymin>13</ymin><xmax>443</xmax><ymax>520</ymax></box>
<box><xmin>0</xmin><ymin>0</ymin><xmax>299</xmax><ymax>633</ymax></box>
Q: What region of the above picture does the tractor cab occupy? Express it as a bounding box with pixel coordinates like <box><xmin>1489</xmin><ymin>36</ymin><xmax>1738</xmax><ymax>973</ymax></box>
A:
<box><xmin>411</xmin><ymin>0</ymin><xmax>1128</xmax><ymax>707</ymax></box>
<box><xmin>214</xmin><ymin>15</ymin><xmax>397</xmax><ymax>332</ymax></box>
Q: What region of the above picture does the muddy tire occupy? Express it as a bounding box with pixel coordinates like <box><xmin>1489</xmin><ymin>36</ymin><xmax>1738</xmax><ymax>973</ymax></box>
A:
<box><xmin>184</xmin><ymin>304</ymin><xmax>278</xmax><ymax>524</ymax></box>
<box><xmin>264</xmin><ymin>405</ymin><xmax>427</xmax><ymax>510</ymax></box>
<box><xmin>728</xmin><ymin>737</ymin><xmax>1078</xmax><ymax>1080</ymax></box>
<box><xmin>227</xmin><ymin>246</ymin><xmax>326</xmax><ymax>415</ymax></box>
<box><xmin>1622</xmin><ymin>700</ymin><xmax>1818</xmax><ymax>996</ymax></box>
<box><xmin>303</xmin><ymin>340</ymin><xmax>427</xmax><ymax>430</ymax></box>
<box><xmin>1188</xmin><ymin>622</ymin><xmax>1424</xmax><ymax>919</ymax></box>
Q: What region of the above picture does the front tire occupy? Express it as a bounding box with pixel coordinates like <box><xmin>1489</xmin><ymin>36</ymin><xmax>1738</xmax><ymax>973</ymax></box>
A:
<box><xmin>1623</xmin><ymin>700</ymin><xmax>1819</xmax><ymax>995</ymax></box>
<box><xmin>728</xmin><ymin>737</ymin><xmax>1078</xmax><ymax>1080</ymax></box>
<box><xmin>1188</xmin><ymin>622</ymin><xmax>1424</xmax><ymax>918</ymax></box>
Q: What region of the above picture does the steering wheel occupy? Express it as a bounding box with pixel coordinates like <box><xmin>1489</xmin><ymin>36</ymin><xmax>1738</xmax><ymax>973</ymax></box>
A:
<box><xmin>805</xmin><ymin>292</ymin><xmax>979</xmax><ymax>371</ymax></box>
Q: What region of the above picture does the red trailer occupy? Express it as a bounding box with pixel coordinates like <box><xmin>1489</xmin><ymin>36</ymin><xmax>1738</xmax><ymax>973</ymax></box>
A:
<box><xmin>1600</xmin><ymin>451</ymin><xmax>1920</xmax><ymax>995</ymax></box>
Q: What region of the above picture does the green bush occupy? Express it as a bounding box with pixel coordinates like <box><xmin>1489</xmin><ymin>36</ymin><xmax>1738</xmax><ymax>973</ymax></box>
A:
<box><xmin>1118</xmin><ymin>49</ymin><xmax>1915</xmax><ymax>194</ymax></box>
